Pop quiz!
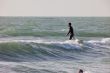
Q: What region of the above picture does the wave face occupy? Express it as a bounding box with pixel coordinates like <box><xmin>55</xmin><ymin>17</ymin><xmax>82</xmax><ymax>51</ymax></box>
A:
<box><xmin>0</xmin><ymin>38</ymin><xmax>110</xmax><ymax>62</ymax></box>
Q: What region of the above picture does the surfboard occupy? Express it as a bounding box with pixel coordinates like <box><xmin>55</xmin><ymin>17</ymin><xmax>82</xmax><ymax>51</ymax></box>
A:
<box><xmin>65</xmin><ymin>39</ymin><xmax>83</xmax><ymax>44</ymax></box>
<box><xmin>75</xmin><ymin>39</ymin><xmax>83</xmax><ymax>44</ymax></box>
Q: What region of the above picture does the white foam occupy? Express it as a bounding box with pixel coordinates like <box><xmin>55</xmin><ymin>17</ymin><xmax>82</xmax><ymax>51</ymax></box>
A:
<box><xmin>101</xmin><ymin>38</ymin><xmax>110</xmax><ymax>43</ymax></box>
<box><xmin>0</xmin><ymin>37</ymin><xmax>81</xmax><ymax>45</ymax></box>
<box><xmin>0</xmin><ymin>38</ymin><xmax>83</xmax><ymax>51</ymax></box>
<box><xmin>88</xmin><ymin>38</ymin><xmax>110</xmax><ymax>43</ymax></box>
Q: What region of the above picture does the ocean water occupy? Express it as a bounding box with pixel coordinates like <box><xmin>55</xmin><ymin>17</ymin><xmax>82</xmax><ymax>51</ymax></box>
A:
<box><xmin>0</xmin><ymin>17</ymin><xmax>110</xmax><ymax>73</ymax></box>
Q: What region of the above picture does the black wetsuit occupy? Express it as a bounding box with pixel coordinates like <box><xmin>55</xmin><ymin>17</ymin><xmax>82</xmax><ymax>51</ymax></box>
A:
<box><xmin>69</xmin><ymin>26</ymin><xmax>74</xmax><ymax>40</ymax></box>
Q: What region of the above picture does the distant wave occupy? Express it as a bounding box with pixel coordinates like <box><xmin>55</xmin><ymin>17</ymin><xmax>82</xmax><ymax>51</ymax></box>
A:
<box><xmin>0</xmin><ymin>30</ymin><xmax>110</xmax><ymax>37</ymax></box>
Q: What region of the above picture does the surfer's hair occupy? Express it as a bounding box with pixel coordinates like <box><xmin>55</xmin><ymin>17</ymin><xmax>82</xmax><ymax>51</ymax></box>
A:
<box><xmin>68</xmin><ymin>23</ymin><xmax>71</xmax><ymax>26</ymax></box>
<box><xmin>79</xmin><ymin>69</ymin><xmax>83</xmax><ymax>73</ymax></box>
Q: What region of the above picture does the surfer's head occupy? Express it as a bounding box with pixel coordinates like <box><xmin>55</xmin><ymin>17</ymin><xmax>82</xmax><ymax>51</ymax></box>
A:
<box><xmin>68</xmin><ymin>23</ymin><xmax>71</xmax><ymax>26</ymax></box>
<box><xmin>79</xmin><ymin>69</ymin><xmax>83</xmax><ymax>73</ymax></box>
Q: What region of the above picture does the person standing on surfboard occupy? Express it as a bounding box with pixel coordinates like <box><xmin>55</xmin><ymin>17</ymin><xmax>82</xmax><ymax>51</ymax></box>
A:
<box><xmin>66</xmin><ymin>23</ymin><xmax>75</xmax><ymax>40</ymax></box>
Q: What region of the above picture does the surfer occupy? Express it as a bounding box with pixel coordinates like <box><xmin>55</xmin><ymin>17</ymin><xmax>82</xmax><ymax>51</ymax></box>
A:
<box><xmin>78</xmin><ymin>69</ymin><xmax>83</xmax><ymax>73</ymax></box>
<box><xmin>66</xmin><ymin>23</ymin><xmax>75</xmax><ymax>40</ymax></box>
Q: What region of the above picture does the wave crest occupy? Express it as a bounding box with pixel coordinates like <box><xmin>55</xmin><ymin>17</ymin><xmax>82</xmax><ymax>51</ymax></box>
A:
<box><xmin>0</xmin><ymin>38</ymin><xmax>109</xmax><ymax>62</ymax></box>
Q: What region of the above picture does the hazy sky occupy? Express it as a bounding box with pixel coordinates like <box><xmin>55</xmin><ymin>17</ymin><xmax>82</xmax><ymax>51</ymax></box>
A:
<box><xmin>0</xmin><ymin>0</ymin><xmax>110</xmax><ymax>16</ymax></box>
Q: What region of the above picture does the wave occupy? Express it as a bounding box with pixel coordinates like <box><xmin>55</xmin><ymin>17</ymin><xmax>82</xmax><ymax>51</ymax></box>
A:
<box><xmin>0</xmin><ymin>38</ymin><xmax>110</xmax><ymax>62</ymax></box>
<box><xmin>1</xmin><ymin>30</ymin><xmax>110</xmax><ymax>37</ymax></box>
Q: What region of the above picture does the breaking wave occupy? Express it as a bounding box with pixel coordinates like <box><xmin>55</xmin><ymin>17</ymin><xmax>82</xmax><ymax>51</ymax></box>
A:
<box><xmin>0</xmin><ymin>38</ymin><xmax>110</xmax><ymax>62</ymax></box>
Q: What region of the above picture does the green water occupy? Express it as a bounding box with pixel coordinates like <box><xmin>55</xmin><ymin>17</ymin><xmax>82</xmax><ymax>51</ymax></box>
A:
<box><xmin>0</xmin><ymin>17</ymin><xmax>110</xmax><ymax>37</ymax></box>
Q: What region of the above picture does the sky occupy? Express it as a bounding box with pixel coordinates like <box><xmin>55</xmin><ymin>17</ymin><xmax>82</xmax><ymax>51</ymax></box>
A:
<box><xmin>0</xmin><ymin>0</ymin><xmax>110</xmax><ymax>16</ymax></box>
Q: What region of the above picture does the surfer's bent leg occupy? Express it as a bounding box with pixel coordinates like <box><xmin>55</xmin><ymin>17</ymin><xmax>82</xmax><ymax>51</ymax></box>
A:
<box><xmin>69</xmin><ymin>34</ymin><xmax>73</xmax><ymax>40</ymax></box>
<box><xmin>73</xmin><ymin>34</ymin><xmax>75</xmax><ymax>39</ymax></box>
